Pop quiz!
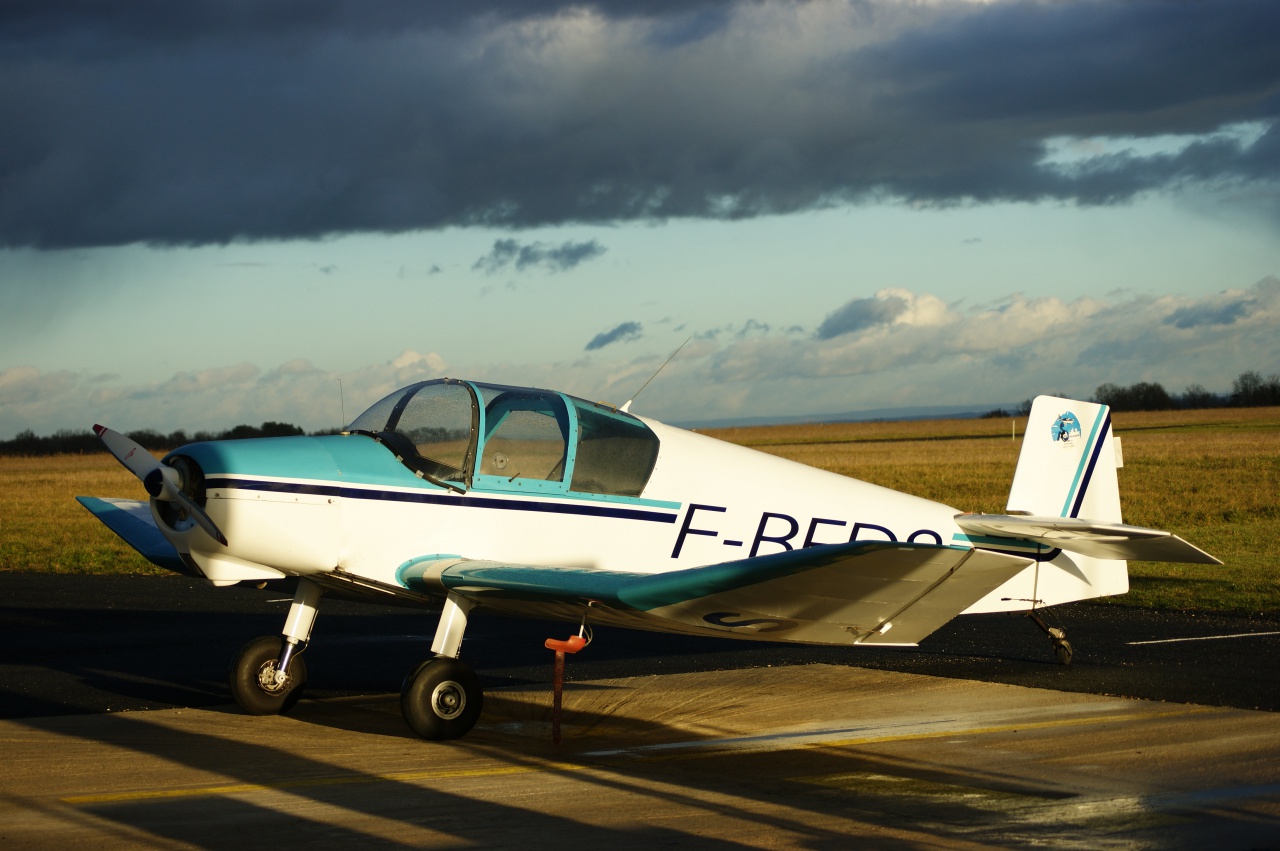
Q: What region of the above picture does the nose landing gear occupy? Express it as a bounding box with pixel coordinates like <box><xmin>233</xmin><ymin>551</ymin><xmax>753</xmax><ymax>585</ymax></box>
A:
<box><xmin>229</xmin><ymin>578</ymin><xmax>321</xmax><ymax>716</ymax></box>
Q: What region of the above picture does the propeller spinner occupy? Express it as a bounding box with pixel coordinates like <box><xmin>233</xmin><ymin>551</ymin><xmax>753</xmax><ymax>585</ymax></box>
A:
<box><xmin>94</xmin><ymin>424</ymin><xmax>228</xmax><ymax>546</ymax></box>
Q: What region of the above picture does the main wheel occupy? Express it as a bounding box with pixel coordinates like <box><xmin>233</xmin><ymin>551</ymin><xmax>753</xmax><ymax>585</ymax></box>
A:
<box><xmin>401</xmin><ymin>657</ymin><xmax>483</xmax><ymax>740</ymax></box>
<box><xmin>229</xmin><ymin>635</ymin><xmax>307</xmax><ymax>715</ymax></box>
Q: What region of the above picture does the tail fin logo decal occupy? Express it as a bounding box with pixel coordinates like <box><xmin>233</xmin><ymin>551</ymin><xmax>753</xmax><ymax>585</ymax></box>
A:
<box><xmin>1050</xmin><ymin>412</ymin><xmax>1082</xmax><ymax>447</ymax></box>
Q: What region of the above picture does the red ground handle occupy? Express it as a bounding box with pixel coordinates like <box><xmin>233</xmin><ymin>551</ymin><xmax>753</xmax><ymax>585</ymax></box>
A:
<box><xmin>544</xmin><ymin>635</ymin><xmax>587</xmax><ymax>654</ymax></box>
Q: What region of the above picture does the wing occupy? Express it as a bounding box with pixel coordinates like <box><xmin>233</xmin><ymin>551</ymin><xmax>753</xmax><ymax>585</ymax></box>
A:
<box><xmin>956</xmin><ymin>513</ymin><xmax>1221</xmax><ymax>564</ymax></box>
<box><xmin>76</xmin><ymin>497</ymin><xmax>193</xmax><ymax>575</ymax></box>
<box><xmin>400</xmin><ymin>542</ymin><xmax>1033</xmax><ymax>646</ymax></box>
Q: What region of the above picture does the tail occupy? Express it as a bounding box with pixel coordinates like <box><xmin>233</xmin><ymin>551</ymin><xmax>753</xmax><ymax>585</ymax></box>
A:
<box><xmin>956</xmin><ymin>395</ymin><xmax>1219</xmax><ymax>613</ymax></box>
<box><xmin>1008</xmin><ymin>396</ymin><xmax>1121</xmax><ymax>523</ymax></box>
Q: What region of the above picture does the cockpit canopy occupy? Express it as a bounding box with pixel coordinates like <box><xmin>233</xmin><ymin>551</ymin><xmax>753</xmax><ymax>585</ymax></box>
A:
<box><xmin>347</xmin><ymin>379</ymin><xmax>661</xmax><ymax>498</ymax></box>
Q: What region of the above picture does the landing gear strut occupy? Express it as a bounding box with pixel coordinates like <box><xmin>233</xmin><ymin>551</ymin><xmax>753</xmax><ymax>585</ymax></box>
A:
<box><xmin>229</xmin><ymin>579</ymin><xmax>322</xmax><ymax>715</ymax></box>
<box><xmin>1026</xmin><ymin>609</ymin><xmax>1073</xmax><ymax>666</ymax></box>
<box><xmin>401</xmin><ymin>592</ymin><xmax>483</xmax><ymax>740</ymax></box>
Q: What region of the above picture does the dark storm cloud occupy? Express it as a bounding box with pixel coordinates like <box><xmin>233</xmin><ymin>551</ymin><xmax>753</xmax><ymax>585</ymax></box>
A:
<box><xmin>585</xmin><ymin>321</ymin><xmax>642</xmax><ymax>351</ymax></box>
<box><xmin>816</xmin><ymin>295</ymin><xmax>908</xmax><ymax>340</ymax></box>
<box><xmin>2</xmin><ymin>0</ymin><xmax>1278</xmax><ymax>249</ymax></box>
<box><xmin>472</xmin><ymin>239</ymin><xmax>606</xmax><ymax>274</ymax></box>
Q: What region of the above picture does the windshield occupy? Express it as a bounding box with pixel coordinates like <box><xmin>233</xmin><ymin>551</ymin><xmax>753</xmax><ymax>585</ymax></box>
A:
<box><xmin>347</xmin><ymin>380</ymin><xmax>476</xmax><ymax>483</ymax></box>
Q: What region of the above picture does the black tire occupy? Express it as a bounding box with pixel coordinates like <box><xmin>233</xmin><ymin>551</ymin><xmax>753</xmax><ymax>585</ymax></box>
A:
<box><xmin>401</xmin><ymin>657</ymin><xmax>483</xmax><ymax>740</ymax></box>
<box><xmin>1054</xmin><ymin>639</ymin><xmax>1074</xmax><ymax>667</ymax></box>
<box><xmin>229</xmin><ymin>635</ymin><xmax>307</xmax><ymax>715</ymax></box>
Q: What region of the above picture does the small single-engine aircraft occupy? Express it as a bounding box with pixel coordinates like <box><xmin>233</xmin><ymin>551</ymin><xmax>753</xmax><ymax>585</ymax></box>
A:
<box><xmin>80</xmin><ymin>379</ymin><xmax>1218</xmax><ymax>740</ymax></box>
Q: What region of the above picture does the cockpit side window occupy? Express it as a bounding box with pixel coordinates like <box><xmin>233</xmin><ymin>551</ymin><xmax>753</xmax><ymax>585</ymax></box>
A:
<box><xmin>477</xmin><ymin>389</ymin><xmax>570</xmax><ymax>482</ymax></box>
<box><xmin>569</xmin><ymin>401</ymin><xmax>660</xmax><ymax>497</ymax></box>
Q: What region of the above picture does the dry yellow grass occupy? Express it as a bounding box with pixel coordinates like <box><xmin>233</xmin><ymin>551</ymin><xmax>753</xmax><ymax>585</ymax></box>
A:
<box><xmin>2</xmin><ymin>407</ymin><xmax>1276</xmax><ymax>611</ymax></box>
<box><xmin>0</xmin><ymin>453</ymin><xmax>162</xmax><ymax>575</ymax></box>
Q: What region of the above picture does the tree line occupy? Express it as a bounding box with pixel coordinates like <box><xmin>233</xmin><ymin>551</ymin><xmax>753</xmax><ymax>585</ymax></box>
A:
<box><xmin>1092</xmin><ymin>370</ymin><xmax>1280</xmax><ymax>412</ymax></box>
<box><xmin>0</xmin><ymin>421</ymin><xmax>311</xmax><ymax>457</ymax></box>
<box><xmin>983</xmin><ymin>370</ymin><xmax>1279</xmax><ymax>419</ymax></box>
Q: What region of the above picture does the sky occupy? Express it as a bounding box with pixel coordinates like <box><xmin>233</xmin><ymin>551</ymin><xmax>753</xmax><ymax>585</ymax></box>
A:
<box><xmin>2</xmin><ymin>0</ymin><xmax>1279</xmax><ymax>437</ymax></box>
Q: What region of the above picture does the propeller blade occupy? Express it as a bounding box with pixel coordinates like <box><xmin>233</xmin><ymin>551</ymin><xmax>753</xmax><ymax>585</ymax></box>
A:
<box><xmin>94</xmin><ymin>424</ymin><xmax>161</xmax><ymax>480</ymax></box>
<box><xmin>94</xmin><ymin>424</ymin><xmax>227</xmax><ymax>546</ymax></box>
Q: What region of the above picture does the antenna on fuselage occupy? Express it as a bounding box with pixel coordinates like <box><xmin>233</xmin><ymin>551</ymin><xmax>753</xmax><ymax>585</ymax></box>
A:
<box><xmin>620</xmin><ymin>335</ymin><xmax>691</xmax><ymax>413</ymax></box>
<box><xmin>338</xmin><ymin>378</ymin><xmax>346</xmax><ymax>429</ymax></box>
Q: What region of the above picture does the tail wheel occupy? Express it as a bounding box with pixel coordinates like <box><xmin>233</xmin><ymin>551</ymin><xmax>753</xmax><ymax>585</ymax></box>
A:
<box><xmin>401</xmin><ymin>657</ymin><xmax>483</xmax><ymax>740</ymax></box>
<box><xmin>230</xmin><ymin>635</ymin><xmax>308</xmax><ymax>715</ymax></box>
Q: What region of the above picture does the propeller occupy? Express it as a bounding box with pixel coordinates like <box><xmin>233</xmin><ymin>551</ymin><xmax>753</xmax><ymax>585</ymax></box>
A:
<box><xmin>94</xmin><ymin>424</ymin><xmax>228</xmax><ymax>546</ymax></box>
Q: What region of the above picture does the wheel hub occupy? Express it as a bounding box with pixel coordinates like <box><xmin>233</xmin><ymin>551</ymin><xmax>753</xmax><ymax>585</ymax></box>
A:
<box><xmin>431</xmin><ymin>680</ymin><xmax>466</xmax><ymax>719</ymax></box>
<box><xmin>257</xmin><ymin>661</ymin><xmax>290</xmax><ymax>694</ymax></box>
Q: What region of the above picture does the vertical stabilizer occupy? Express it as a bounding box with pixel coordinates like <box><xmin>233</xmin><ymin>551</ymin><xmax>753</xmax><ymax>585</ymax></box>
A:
<box><xmin>962</xmin><ymin>395</ymin><xmax>1128</xmax><ymax>613</ymax></box>
<box><xmin>1008</xmin><ymin>396</ymin><xmax>1121</xmax><ymax>523</ymax></box>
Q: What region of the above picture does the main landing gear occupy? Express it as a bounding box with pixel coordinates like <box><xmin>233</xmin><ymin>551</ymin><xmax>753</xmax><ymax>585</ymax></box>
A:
<box><xmin>400</xmin><ymin>593</ymin><xmax>483</xmax><ymax>740</ymax></box>
<box><xmin>228</xmin><ymin>581</ymin><xmax>485</xmax><ymax>741</ymax></box>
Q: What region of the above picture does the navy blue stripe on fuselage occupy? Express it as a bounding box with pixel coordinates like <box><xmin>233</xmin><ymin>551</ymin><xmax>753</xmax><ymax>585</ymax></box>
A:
<box><xmin>1069</xmin><ymin>412</ymin><xmax>1112</xmax><ymax>519</ymax></box>
<box><xmin>205</xmin><ymin>477</ymin><xmax>680</xmax><ymax>524</ymax></box>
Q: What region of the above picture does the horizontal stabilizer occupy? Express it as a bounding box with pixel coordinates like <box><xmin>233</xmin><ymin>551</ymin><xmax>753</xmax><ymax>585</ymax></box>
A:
<box><xmin>76</xmin><ymin>497</ymin><xmax>191</xmax><ymax>574</ymax></box>
<box><xmin>403</xmin><ymin>542</ymin><xmax>1033</xmax><ymax>647</ymax></box>
<box><xmin>955</xmin><ymin>513</ymin><xmax>1222</xmax><ymax>565</ymax></box>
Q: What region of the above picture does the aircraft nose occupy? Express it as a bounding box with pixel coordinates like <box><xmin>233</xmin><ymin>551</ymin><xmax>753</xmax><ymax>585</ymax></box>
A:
<box><xmin>165</xmin><ymin>436</ymin><xmax>343</xmax><ymax>567</ymax></box>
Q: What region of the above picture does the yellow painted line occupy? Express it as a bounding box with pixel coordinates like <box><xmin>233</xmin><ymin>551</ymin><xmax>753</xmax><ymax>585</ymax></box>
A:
<box><xmin>62</xmin><ymin>761</ymin><xmax>585</xmax><ymax>806</ymax></box>
<box><xmin>808</xmin><ymin>707</ymin><xmax>1217</xmax><ymax>750</ymax></box>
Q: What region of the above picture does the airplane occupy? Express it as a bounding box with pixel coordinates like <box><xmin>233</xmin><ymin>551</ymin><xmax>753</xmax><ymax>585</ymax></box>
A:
<box><xmin>78</xmin><ymin>379</ymin><xmax>1219</xmax><ymax>740</ymax></box>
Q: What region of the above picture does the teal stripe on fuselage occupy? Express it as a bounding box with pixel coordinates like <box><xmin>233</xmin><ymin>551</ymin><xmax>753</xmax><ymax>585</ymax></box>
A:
<box><xmin>952</xmin><ymin>533</ymin><xmax>1038</xmax><ymax>549</ymax></box>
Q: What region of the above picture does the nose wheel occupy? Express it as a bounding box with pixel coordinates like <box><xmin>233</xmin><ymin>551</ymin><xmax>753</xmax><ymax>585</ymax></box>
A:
<box><xmin>229</xmin><ymin>635</ymin><xmax>308</xmax><ymax>714</ymax></box>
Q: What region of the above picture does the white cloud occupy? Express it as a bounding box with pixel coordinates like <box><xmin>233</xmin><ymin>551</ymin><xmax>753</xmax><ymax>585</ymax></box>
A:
<box><xmin>3</xmin><ymin>278</ymin><xmax>1279</xmax><ymax>439</ymax></box>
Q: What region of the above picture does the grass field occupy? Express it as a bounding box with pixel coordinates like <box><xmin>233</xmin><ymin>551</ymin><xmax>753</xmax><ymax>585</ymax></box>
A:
<box><xmin>707</xmin><ymin>406</ymin><xmax>1280</xmax><ymax>615</ymax></box>
<box><xmin>2</xmin><ymin>406</ymin><xmax>1276</xmax><ymax>613</ymax></box>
